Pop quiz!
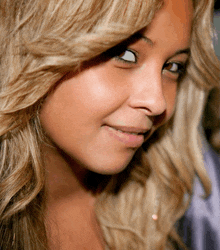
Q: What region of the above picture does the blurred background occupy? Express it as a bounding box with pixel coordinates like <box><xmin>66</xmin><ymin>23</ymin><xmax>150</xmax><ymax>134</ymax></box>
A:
<box><xmin>203</xmin><ymin>1</ymin><xmax>220</xmax><ymax>154</ymax></box>
<box><xmin>215</xmin><ymin>0</ymin><xmax>220</xmax><ymax>11</ymax></box>
<box><xmin>214</xmin><ymin>0</ymin><xmax>220</xmax><ymax>58</ymax></box>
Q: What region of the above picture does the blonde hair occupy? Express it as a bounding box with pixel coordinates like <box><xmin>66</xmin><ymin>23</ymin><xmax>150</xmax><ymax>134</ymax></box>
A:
<box><xmin>0</xmin><ymin>0</ymin><xmax>219</xmax><ymax>249</ymax></box>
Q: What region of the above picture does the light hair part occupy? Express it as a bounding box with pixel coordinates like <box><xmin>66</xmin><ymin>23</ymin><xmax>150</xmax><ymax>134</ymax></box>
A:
<box><xmin>0</xmin><ymin>0</ymin><xmax>219</xmax><ymax>249</ymax></box>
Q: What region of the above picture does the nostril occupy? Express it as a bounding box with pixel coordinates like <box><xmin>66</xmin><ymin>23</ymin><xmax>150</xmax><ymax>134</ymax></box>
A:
<box><xmin>153</xmin><ymin>111</ymin><xmax>166</xmax><ymax>126</ymax></box>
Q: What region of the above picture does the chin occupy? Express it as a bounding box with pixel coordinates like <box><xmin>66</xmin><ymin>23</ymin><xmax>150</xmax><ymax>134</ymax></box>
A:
<box><xmin>88</xmin><ymin>156</ymin><xmax>134</xmax><ymax>176</ymax></box>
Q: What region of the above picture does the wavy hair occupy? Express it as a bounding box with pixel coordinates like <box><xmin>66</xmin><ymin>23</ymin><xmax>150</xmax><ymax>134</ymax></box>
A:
<box><xmin>0</xmin><ymin>0</ymin><xmax>219</xmax><ymax>249</ymax></box>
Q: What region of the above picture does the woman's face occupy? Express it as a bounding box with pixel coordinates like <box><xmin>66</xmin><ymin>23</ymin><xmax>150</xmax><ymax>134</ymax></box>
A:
<box><xmin>40</xmin><ymin>0</ymin><xmax>193</xmax><ymax>174</ymax></box>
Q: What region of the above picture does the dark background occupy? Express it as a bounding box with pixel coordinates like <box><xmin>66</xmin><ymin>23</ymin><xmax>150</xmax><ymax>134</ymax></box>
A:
<box><xmin>215</xmin><ymin>0</ymin><xmax>220</xmax><ymax>10</ymax></box>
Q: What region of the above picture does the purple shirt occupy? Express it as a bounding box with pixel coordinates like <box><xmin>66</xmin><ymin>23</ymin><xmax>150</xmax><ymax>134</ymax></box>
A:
<box><xmin>179</xmin><ymin>142</ymin><xmax>220</xmax><ymax>249</ymax></box>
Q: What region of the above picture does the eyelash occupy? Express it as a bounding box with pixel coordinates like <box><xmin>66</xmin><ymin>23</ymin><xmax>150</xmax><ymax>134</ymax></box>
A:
<box><xmin>115</xmin><ymin>49</ymin><xmax>138</xmax><ymax>64</ymax></box>
<box><xmin>115</xmin><ymin>48</ymin><xmax>187</xmax><ymax>78</ymax></box>
<box><xmin>163</xmin><ymin>62</ymin><xmax>186</xmax><ymax>76</ymax></box>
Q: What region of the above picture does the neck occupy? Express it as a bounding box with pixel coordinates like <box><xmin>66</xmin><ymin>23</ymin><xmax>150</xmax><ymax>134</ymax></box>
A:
<box><xmin>42</xmin><ymin>143</ymin><xmax>110</xmax><ymax>205</ymax></box>
<box><xmin>42</xmin><ymin>144</ymin><xmax>106</xmax><ymax>250</ymax></box>
<box><xmin>42</xmin><ymin>144</ymin><xmax>89</xmax><ymax>204</ymax></box>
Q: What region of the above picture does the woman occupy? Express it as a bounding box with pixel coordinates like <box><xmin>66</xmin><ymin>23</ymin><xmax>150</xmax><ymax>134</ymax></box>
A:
<box><xmin>0</xmin><ymin>0</ymin><xmax>219</xmax><ymax>249</ymax></box>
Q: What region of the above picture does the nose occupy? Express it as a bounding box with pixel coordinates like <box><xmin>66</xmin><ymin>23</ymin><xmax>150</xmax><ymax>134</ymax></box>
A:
<box><xmin>128</xmin><ymin>64</ymin><xmax>167</xmax><ymax>117</ymax></box>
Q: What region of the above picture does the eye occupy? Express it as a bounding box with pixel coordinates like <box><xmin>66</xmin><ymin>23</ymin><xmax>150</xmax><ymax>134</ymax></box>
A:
<box><xmin>115</xmin><ymin>49</ymin><xmax>137</xmax><ymax>64</ymax></box>
<box><xmin>163</xmin><ymin>62</ymin><xmax>186</xmax><ymax>77</ymax></box>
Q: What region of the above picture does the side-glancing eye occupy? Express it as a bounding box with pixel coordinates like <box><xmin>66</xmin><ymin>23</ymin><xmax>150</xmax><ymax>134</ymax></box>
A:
<box><xmin>115</xmin><ymin>49</ymin><xmax>137</xmax><ymax>64</ymax></box>
<box><xmin>163</xmin><ymin>62</ymin><xmax>186</xmax><ymax>78</ymax></box>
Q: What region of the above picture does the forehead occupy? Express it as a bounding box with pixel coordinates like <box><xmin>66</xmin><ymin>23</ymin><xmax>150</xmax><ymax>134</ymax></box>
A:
<box><xmin>145</xmin><ymin>0</ymin><xmax>193</xmax><ymax>47</ymax></box>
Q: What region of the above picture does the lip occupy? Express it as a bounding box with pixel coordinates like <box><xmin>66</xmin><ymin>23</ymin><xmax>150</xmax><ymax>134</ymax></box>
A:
<box><xmin>108</xmin><ymin>125</ymin><xmax>150</xmax><ymax>134</ymax></box>
<box><xmin>104</xmin><ymin>124</ymin><xmax>150</xmax><ymax>148</ymax></box>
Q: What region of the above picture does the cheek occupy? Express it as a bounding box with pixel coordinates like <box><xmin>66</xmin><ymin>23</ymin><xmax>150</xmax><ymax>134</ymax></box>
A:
<box><xmin>39</xmin><ymin>67</ymin><xmax>130</xmax><ymax>148</ymax></box>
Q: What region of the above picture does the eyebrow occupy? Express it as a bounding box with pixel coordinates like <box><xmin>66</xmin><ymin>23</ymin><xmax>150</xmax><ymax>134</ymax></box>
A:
<box><xmin>138</xmin><ymin>33</ymin><xmax>191</xmax><ymax>57</ymax></box>
<box><xmin>173</xmin><ymin>48</ymin><xmax>190</xmax><ymax>56</ymax></box>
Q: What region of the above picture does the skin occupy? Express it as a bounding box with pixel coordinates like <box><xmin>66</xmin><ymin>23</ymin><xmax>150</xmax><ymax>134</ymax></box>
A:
<box><xmin>40</xmin><ymin>0</ymin><xmax>193</xmax><ymax>249</ymax></box>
